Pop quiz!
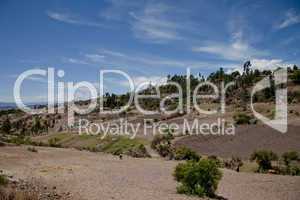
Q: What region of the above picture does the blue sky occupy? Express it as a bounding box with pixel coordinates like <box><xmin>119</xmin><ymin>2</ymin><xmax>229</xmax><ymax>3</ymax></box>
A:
<box><xmin>0</xmin><ymin>0</ymin><xmax>300</xmax><ymax>102</ymax></box>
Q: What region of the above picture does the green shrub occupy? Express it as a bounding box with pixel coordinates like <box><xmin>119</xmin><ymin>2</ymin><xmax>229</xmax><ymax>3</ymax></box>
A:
<box><xmin>0</xmin><ymin>175</ymin><xmax>8</xmax><ymax>186</ymax></box>
<box><xmin>280</xmin><ymin>151</ymin><xmax>300</xmax><ymax>176</ymax></box>
<box><xmin>174</xmin><ymin>147</ymin><xmax>200</xmax><ymax>161</ymax></box>
<box><xmin>127</xmin><ymin>144</ymin><xmax>150</xmax><ymax>158</ymax></box>
<box><xmin>151</xmin><ymin>132</ymin><xmax>174</xmax><ymax>158</ymax></box>
<box><xmin>151</xmin><ymin>133</ymin><xmax>173</xmax><ymax>149</ymax></box>
<box><xmin>156</xmin><ymin>144</ymin><xmax>173</xmax><ymax>157</ymax></box>
<box><xmin>289</xmin><ymin>166</ymin><xmax>300</xmax><ymax>176</ymax></box>
<box><xmin>282</xmin><ymin>151</ymin><xmax>299</xmax><ymax>166</ymax></box>
<box><xmin>207</xmin><ymin>155</ymin><xmax>223</xmax><ymax>168</ymax></box>
<box><xmin>250</xmin><ymin>150</ymin><xmax>278</xmax><ymax>172</ymax></box>
<box><xmin>174</xmin><ymin>160</ymin><xmax>222</xmax><ymax>198</ymax></box>
<box><xmin>233</xmin><ymin>113</ymin><xmax>252</xmax><ymax>125</ymax></box>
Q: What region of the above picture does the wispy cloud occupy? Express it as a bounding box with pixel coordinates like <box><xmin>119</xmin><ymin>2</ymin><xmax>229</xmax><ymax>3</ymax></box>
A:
<box><xmin>63</xmin><ymin>58</ymin><xmax>89</xmax><ymax>65</ymax></box>
<box><xmin>192</xmin><ymin>40</ymin><xmax>267</xmax><ymax>61</ymax></box>
<box><xmin>46</xmin><ymin>11</ymin><xmax>106</xmax><ymax>28</ymax></box>
<box><xmin>275</xmin><ymin>9</ymin><xmax>300</xmax><ymax>29</ymax></box>
<box><xmin>84</xmin><ymin>54</ymin><xmax>105</xmax><ymax>63</ymax></box>
<box><xmin>192</xmin><ymin>24</ymin><xmax>268</xmax><ymax>61</ymax></box>
<box><xmin>129</xmin><ymin>3</ymin><xmax>183</xmax><ymax>43</ymax></box>
<box><xmin>9</xmin><ymin>74</ymin><xmax>48</xmax><ymax>83</ymax></box>
<box><xmin>251</xmin><ymin>59</ymin><xmax>293</xmax><ymax>70</ymax></box>
<box><xmin>97</xmin><ymin>49</ymin><xmax>232</xmax><ymax>70</ymax></box>
<box><xmin>100</xmin><ymin>0</ymin><xmax>142</xmax><ymax>21</ymax></box>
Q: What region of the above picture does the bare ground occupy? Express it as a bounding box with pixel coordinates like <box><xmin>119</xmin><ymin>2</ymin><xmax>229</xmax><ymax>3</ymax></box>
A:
<box><xmin>0</xmin><ymin>146</ymin><xmax>299</xmax><ymax>200</ymax></box>
<box><xmin>175</xmin><ymin>125</ymin><xmax>300</xmax><ymax>159</ymax></box>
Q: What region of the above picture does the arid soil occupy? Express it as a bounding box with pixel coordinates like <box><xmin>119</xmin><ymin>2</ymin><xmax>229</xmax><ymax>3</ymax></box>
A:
<box><xmin>175</xmin><ymin>125</ymin><xmax>300</xmax><ymax>159</ymax></box>
<box><xmin>1</xmin><ymin>146</ymin><xmax>299</xmax><ymax>200</ymax></box>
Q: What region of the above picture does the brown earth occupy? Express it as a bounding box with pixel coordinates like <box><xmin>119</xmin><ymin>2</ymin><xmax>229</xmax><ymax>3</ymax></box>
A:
<box><xmin>0</xmin><ymin>146</ymin><xmax>299</xmax><ymax>200</ymax></box>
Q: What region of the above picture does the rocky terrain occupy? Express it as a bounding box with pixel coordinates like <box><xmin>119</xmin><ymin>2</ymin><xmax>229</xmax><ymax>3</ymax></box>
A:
<box><xmin>0</xmin><ymin>146</ymin><xmax>299</xmax><ymax>200</ymax></box>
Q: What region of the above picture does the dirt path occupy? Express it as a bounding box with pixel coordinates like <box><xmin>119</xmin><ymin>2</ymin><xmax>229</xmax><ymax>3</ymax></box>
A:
<box><xmin>0</xmin><ymin>146</ymin><xmax>299</xmax><ymax>200</ymax></box>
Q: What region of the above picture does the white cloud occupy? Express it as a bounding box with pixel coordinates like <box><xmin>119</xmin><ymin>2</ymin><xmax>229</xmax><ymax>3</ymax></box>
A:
<box><xmin>251</xmin><ymin>59</ymin><xmax>293</xmax><ymax>70</ymax></box>
<box><xmin>192</xmin><ymin>40</ymin><xmax>267</xmax><ymax>61</ymax></box>
<box><xmin>64</xmin><ymin>58</ymin><xmax>89</xmax><ymax>65</ymax></box>
<box><xmin>192</xmin><ymin>27</ymin><xmax>267</xmax><ymax>62</ymax></box>
<box><xmin>275</xmin><ymin>9</ymin><xmax>300</xmax><ymax>29</ymax></box>
<box><xmin>226</xmin><ymin>59</ymin><xmax>294</xmax><ymax>73</ymax></box>
<box><xmin>100</xmin><ymin>0</ymin><xmax>142</xmax><ymax>21</ymax></box>
<box><xmin>98</xmin><ymin>49</ymin><xmax>230</xmax><ymax>70</ymax></box>
<box><xmin>46</xmin><ymin>11</ymin><xmax>106</xmax><ymax>27</ymax></box>
<box><xmin>129</xmin><ymin>3</ymin><xmax>182</xmax><ymax>42</ymax></box>
<box><xmin>9</xmin><ymin>74</ymin><xmax>48</xmax><ymax>83</ymax></box>
<box><xmin>84</xmin><ymin>54</ymin><xmax>105</xmax><ymax>63</ymax></box>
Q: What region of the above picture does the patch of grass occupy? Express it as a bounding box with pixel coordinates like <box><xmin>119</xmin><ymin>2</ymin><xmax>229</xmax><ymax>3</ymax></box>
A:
<box><xmin>48</xmin><ymin>138</ymin><xmax>62</xmax><ymax>148</ymax></box>
<box><xmin>5</xmin><ymin>136</ymin><xmax>33</xmax><ymax>146</ymax></box>
<box><xmin>240</xmin><ymin>161</ymin><xmax>258</xmax><ymax>173</ymax></box>
<box><xmin>100</xmin><ymin>136</ymin><xmax>149</xmax><ymax>157</ymax></box>
<box><xmin>32</xmin><ymin>132</ymin><xmax>150</xmax><ymax>157</ymax></box>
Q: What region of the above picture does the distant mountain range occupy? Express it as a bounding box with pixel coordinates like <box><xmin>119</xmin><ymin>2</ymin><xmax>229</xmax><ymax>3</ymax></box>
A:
<box><xmin>0</xmin><ymin>102</ymin><xmax>17</xmax><ymax>110</ymax></box>
<box><xmin>0</xmin><ymin>102</ymin><xmax>48</xmax><ymax>110</ymax></box>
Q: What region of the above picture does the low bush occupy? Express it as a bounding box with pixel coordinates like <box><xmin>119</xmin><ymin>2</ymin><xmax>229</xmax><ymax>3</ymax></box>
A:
<box><xmin>282</xmin><ymin>151</ymin><xmax>299</xmax><ymax>166</ymax></box>
<box><xmin>0</xmin><ymin>175</ymin><xmax>8</xmax><ymax>186</ymax></box>
<box><xmin>207</xmin><ymin>155</ymin><xmax>223</xmax><ymax>168</ymax></box>
<box><xmin>151</xmin><ymin>133</ymin><xmax>173</xmax><ymax>149</ymax></box>
<box><xmin>288</xmin><ymin>166</ymin><xmax>300</xmax><ymax>176</ymax></box>
<box><xmin>280</xmin><ymin>151</ymin><xmax>300</xmax><ymax>176</ymax></box>
<box><xmin>127</xmin><ymin>144</ymin><xmax>150</xmax><ymax>158</ymax></box>
<box><xmin>224</xmin><ymin>156</ymin><xmax>243</xmax><ymax>171</ymax></box>
<box><xmin>233</xmin><ymin>113</ymin><xmax>252</xmax><ymax>125</ymax></box>
<box><xmin>156</xmin><ymin>144</ymin><xmax>173</xmax><ymax>158</ymax></box>
<box><xmin>174</xmin><ymin>159</ymin><xmax>222</xmax><ymax>198</ymax></box>
<box><xmin>27</xmin><ymin>146</ymin><xmax>38</xmax><ymax>153</ymax></box>
<box><xmin>174</xmin><ymin>147</ymin><xmax>200</xmax><ymax>161</ymax></box>
<box><xmin>250</xmin><ymin>150</ymin><xmax>278</xmax><ymax>172</ymax></box>
<box><xmin>151</xmin><ymin>132</ymin><xmax>174</xmax><ymax>158</ymax></box>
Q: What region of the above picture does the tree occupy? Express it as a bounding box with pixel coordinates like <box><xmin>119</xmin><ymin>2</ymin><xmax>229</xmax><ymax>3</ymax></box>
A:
<box><xmin>291</xmin><ymin>70</ymin><xmax>300</xmax><ymax>84</ymax></box>
<box><xmin>1</xmin><ymin>117</ymin><xmax>11</xmax><ymax>134</ymax></box>
<box><xmin>243</xmin><ymin>60</ymin><xmax>252</xmax><ymax>75</ymax></box>
<box><xmin>293</xmin><ymin>65</ymin><xmax>298</xmax><ymax>71</ymax></box>
<box><xmin>250</xmin><ymin>150</ymin><xmax>278</xmax><ymax>172</ymax></box>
